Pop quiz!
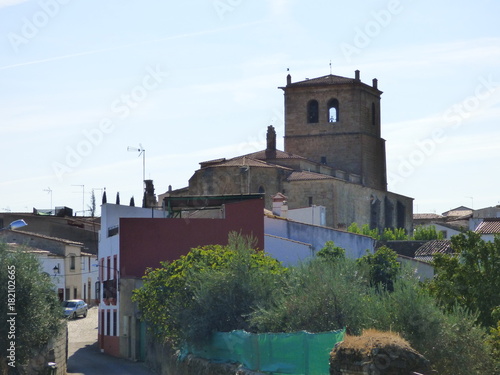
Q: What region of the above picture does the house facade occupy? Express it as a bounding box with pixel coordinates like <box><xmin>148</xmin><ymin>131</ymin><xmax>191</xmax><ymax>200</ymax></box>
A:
<box><xmin>1</xmin><ymin>230</ymin><xmax>98</xmax><ymax>303</ymax></box>
<box><xmin>97</xmin><ymin>198</ymin><xmax>265</xmax><ymax>359</ymax></box>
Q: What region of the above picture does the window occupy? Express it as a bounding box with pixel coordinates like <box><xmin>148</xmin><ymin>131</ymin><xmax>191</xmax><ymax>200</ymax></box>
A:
<box><xmin>70</xmin><ymin>254</ymin><xmax>76</xmax><ymax>271</ymax></box>
<box><xmin>107</xmin><ymin>257</ymin><xmax>111</xmax><ymax>280</ymax></box>
<box><xmin>108</xmin><ymin>225</ymin><xmax>119</xmax><ymax>237</ymax></box>
<box><xmin>307</xmin><ymin>100</ymin><xmax>319</xmax><ymax>123</ymax></box>
<box><xmin>308</xmin><ymin>197</ymin><xmax>313</xmax><ymax>206</ymax></box>
<box><xmin>113</xmin><ymin>255</ymin><xmax>117</xmax><ymax>280</ymax></box>
<box><xmin>113</xmin><ymin>310</ymin><xmax>117</xmax><ymax>336</ymax></box>
<box><xmin>73</xmin><ymin>287</ymin><xmax>77</xmax><ymax>299</ymax></box>
<box><xmin>106</xmin><ymin>310</ymin><xmax>111</xmax><ymax>336</ymax></box>
<box><xmin>320</xmin><ymin>156</ymin><xmax>327</xmax><ymax>164</ymax></box>
<box><xmin>258</xmin><ymin>186</ymin><xmax>265</xmax><ymax>194</ymax></box>
<box><xmin>328</xmin><ymin>98</ymin><xmax>339</xmax><ymax>122</ymax></box>
<box><xmin>81</xmin><ymin>257</ymin><xmax>86</xmax><ymax>271</ymax></box>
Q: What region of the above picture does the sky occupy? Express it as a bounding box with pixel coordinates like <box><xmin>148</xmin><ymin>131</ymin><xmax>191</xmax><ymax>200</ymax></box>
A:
<box><xmin>1</xmin><ymin>0</ymin><xmax>499</xmax><ymax>217</ymax></box>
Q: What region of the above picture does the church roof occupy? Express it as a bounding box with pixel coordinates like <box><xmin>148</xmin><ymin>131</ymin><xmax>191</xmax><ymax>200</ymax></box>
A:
<box><xmin>206</xmin><ymin>155</ymin><xmax>293</xmax><ymax>170</ymax></box>
<box><xmin>287</xmin><ymin>74</ymin><xmax>356</xmax><ymax>87</ymax></box>
<box><xmin>244</xmin><ymin>149</ymin><xmax>308</xmax><ymax>161</ymax></box>
<box><xmin>286</xmin><ymin>170</ymin><xmax>336</xmax><ymax>182</ymax></box>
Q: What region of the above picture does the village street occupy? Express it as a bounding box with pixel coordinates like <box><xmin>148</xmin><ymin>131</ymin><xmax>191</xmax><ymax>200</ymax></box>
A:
<box><xmin>67</xmin><ymin>307</ymin><xmax>155</xmax><ymax>375</ymax></box>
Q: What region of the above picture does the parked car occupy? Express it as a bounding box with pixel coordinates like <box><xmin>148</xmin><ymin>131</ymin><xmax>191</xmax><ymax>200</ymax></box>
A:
<box><xmin>62</xmin><ymin>299</ymin><xmax>88</xmax><ymax>319</ymax></box>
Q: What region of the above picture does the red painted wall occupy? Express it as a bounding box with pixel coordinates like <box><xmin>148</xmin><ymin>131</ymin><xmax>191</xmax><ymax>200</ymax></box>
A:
<box><xmin>119</xmin><ymin>198</ymin><xmax>264</xmax><ymax>278</ymax></box>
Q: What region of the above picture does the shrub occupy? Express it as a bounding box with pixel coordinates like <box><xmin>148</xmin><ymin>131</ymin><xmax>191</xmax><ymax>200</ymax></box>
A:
<box><xmin>251</xmin><ymin>257</ymin><xmax>372</xmax><ymax>334</ymax></box>
<box><xmin>413</xmin><ymin>225</ymin><xmax>444</xmax><ymax>240</ymax></box>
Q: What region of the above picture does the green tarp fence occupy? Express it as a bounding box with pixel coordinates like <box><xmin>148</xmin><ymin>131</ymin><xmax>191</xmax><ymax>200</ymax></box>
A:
<box><xmin>183</xmin><ymin>328</ymin><xmax>345</xmax><ymax>374</ymax></box>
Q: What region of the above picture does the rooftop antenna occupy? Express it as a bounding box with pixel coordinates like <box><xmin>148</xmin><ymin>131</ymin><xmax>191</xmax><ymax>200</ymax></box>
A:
<box><xmin>43</xmin><ymin>187</ymin><xmax>53</xmax><ymax>213</ymax></box>
<box><xmin>127</xmin><ymin>144</ymin><xmax>146</xmax><ymax>190</ymax></box>
<box><xmin>72</xmin><ymin>184</ymin><xmax>85</xmax><ymax>216</ymax></box>
<box><xmin>329</xmin><ymin>60</ymin><xmax>332</xmax><ymax>75</ymax></box>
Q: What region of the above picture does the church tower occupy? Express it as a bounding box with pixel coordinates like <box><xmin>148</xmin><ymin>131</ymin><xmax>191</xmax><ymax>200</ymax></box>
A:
<box><xmin>280</xmin><ymin>70</ymin><xmax>387</xmax><ymax>191</ymax></box>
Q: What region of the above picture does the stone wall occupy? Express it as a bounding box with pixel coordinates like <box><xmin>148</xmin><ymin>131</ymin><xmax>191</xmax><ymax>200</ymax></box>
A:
<box><xmin>17</xmin><ymin>322</ymin><xmax>67</xmax><ymax>375</ymax></box>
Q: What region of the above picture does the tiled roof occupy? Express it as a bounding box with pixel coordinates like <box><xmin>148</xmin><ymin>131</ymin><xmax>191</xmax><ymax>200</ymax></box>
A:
<box><xmin>475</xmin><ymin>219</ymin><xmax>500</xmax><ymax>234</ymax></box>
<box><xmin>287</xmin><ymin>74</ymin><xmax>357</xmax><ymax>87</ymax></box>
<box><xmin>244</xmin><ymin>149</ymin><xmax>307</xmax><ymax>160</ymax></box>
<box><xmin>287</xmin><ymin>170</ymin><xmax>336</xmax><ymax>182</ymax></box>
<box><xmin>413</xmin><ymin>213</ymin><xmax>444</xmax><ymax>220</ymax></box>
<box><xmin>414</xmin><ymin>240</ymin><xmax>453</xmax><ymax>257</ymax></box>
<box><xmin>209</xmin><ymin>156</ymin><xmax>293</xmax><ymax>170</ymax></box>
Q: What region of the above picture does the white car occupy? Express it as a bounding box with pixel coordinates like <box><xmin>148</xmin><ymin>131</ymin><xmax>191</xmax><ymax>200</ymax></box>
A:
<box><xmin>62</xmin><ymin>299</ymin><xmax>88</xmax><ymax>319</ymax></box>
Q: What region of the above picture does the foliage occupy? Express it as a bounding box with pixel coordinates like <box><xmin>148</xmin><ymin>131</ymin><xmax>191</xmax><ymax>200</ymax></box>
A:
<box><xmin>380</xmin><ymin>227</ymin><xmax>407</xmax><ymax>240</ymax></box>
<box><xmin>412</xmin><ymin>225</ymin><xmax>444</xmax><ymax>240</ymax></box>
<box><xmin>132</xmin><ymin>232</ymin><xmax>286</xmax><ymax>346</ymax></box>
<box><xmin>356</xmin><ymin>246</ymin><xmax>400</xmax><ymax>291</ymax></box>
<box><xmin>347</xmin><ymin>223</ymin><xmax>380</xmax><ymax>239</ymax></box>
<box><xmin>251</xmin><ymin>253</ymin><xmax>495</xmax><ymax>374</ymax></box>
<box><xmin>347</xmin><ymin>223</ymin><xmax>408</xmax><ymax>240</ymax></box>
<box><xmin>427</xmin><ymin>231</ymin><xmax>500</xmax><ymax>327</ymax></box>
<box><xmin>0</xmin><ymin>243</ymin><xmax>62</xmax><ymax>371</ymax></box>
<box><xmin>487</xmin><ymin>318</ymin><xmax>500</xmax><ymax>372</ymax></box>
<box><xmin>316</xmin><ymin>241</ymin><xmax>345</xmax><ymax>262</ymax></box>
<box><xmin>250</xmin><ymin>257</ymin><xmax>371</xmax><ymax>334</ymax></box>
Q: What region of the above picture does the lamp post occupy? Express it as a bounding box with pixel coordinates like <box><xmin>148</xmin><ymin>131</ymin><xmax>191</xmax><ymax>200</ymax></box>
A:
<box><xmin>0</xmin><ymin>219</ymin><xmax>27</xmax><ymax>231</ymax></box>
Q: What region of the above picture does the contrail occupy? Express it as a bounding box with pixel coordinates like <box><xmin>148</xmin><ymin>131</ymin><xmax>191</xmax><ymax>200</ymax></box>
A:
<box><xmin>0</xmin><ymin>20</ymin><xmax>267</xmax><ymax>71</ymax></box>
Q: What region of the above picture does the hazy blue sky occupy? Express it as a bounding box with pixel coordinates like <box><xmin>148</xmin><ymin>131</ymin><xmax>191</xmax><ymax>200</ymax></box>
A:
<box><xmin>1</xmin><ymin>0</ymin><xmax>499</xmax><ymax>216</ymax></box>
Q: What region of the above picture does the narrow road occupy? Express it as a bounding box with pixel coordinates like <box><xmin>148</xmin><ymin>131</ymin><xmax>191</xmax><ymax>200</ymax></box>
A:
<box><xmin>67</xmin><ymin>307</ymin><xmax>155</xmax><ymax>375</ymax></box>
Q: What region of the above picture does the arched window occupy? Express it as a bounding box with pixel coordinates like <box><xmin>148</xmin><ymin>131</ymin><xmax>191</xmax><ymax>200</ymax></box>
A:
<box><xmin>328</xmin><ymin>98</ymin><xmax>339</xmax><ymax>122</ymax></box>
<box><xmin>371</xmin><ymin>102</ymin><xmax>376</xmax><ymax>126</ymax></box>
<box><xmin>258</xmin><ymin>186</ymin><xmax>265</xmax><ymax>194</ymax></box>
<box><xmin>307</xmin><ymin>100</ymin><xmax>319</xmax><ymax>123</ymax></box>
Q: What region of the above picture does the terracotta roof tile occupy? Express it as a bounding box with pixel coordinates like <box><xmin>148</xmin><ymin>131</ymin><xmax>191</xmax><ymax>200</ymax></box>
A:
<box><xmin>209</xmin><ymin>156</ymin><xmax>292</xmax><ymax>170</ymax></box>
<box><xmin>287</xmin><ymin>171</ymin><xmax>336</xmax><ymax>182</ymax></box>
<box><xmin>475</xmin><ymin>219</ymin><xmax>500</xmax><ymax>234</ymax></box>
<box><xmin>414</xmin><ymin>240</ymin><xmax>453</xmax><ymax>257</ymax></box>
<box><xmin>287</xmin><ymin>74</ymin><xmax>357</xmax><ymax>87</ymax></box>
<box><xmin>245</xmin><ymin>149</ymin><xmax>307</xmax><ymax>160</ymax></box>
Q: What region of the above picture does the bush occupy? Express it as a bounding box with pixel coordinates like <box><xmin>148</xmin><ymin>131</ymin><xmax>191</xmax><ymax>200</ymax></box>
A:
<box><xmin>251</xmin><ymin>257</ymin><xmax>372</xmax><ymax>334</ymax></box>
<box><xmin>413</xmin><ymin>225</ymin><xmax>444</xmax><ymax>240</ymax></box>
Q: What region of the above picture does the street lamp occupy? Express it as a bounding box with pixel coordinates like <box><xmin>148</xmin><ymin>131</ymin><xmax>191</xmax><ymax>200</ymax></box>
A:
<box><xmin>0</xmin><ymin>219</ymin><xmax>27</xmax><ymax>231</ymax></box>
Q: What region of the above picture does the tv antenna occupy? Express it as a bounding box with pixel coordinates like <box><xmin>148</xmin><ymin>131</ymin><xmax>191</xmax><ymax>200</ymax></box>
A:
<box><xmin>127</xmin><ymin>144</ymin><xmax>146</xmax><ymax>188</ymax></box>
<box><xmin>43</xmin><ymin>187</ymin><xmax>53</xmax><ymax>213</ymax></box>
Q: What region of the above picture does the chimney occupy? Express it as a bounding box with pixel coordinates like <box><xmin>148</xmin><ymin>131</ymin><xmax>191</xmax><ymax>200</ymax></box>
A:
<box><xmin>142</xmin><ymin>179</ymin><xmax>157</xmax><ymax>208</ymax></box>
<box><xmin>265</xmin><ymin>125</ymin><xmax>277</xmax><ymax>159</ymax></box>
<box><xmin>287</xmin><ymin>74</ymin><xmax>292</xmax><ymax>85</ymax></box>
<box><xmin>272</xmin><ymin>193</ymin><xmax>288</xmax><ymax>218</ymax></box>
<box><xmin>355</xmin><ymin>70</ymin><xmax>360</xmax><ymax>81</ymax></box>
<box><xmin>372</xmin><ymin>78</ymin><xmax>378</xmax><ymax>89</ymax></box>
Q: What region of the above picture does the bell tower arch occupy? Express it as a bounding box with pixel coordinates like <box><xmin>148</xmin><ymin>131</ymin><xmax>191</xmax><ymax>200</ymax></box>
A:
<box><xmin>280</xmin><ymin>70</ymin><xmax>387</xmax><ymax>191</ymax></box>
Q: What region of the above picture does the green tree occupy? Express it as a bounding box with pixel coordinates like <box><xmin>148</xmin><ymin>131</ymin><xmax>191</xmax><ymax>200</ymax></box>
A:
<box><xmin>357</xmin><ymin>246</ymin><xmax>400</xmax><ymax>291</ymax></box>
<box><xmin>0</xmin><ymin>243</ymin><xmax>62</xmax><ymax>373</ymax></box>
<box><xmin>132</xmin><ymin>232</ymin><xmax>286</xmax><ymax>346</ymax></box>
<box><xmin>413</xmin><ymin>225</ymin><xmax>444</xmax><ymax>240</ymax></box>
<box><xmin>316</xmin><ymin>241</ymin><xmax>345</xmax><ymax>262</ymax></box>
<box><xmin>428</xmin><ymin>231</ymin><xmax>500</xmax><ymax>327</ymax></box>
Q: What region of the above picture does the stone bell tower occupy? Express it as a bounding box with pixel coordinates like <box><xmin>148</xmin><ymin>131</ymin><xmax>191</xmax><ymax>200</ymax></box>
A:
<box><xmin>280</xmin><ymin>70</ymin><xmax>387</xmax><ymax>191</ymax></box>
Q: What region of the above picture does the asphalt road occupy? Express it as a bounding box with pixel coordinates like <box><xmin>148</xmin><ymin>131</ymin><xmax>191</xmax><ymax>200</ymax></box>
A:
<box><xmin>67</xmin><ymin>307</ymin><xmax>155</xmax><ymax>375</ymax></box>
